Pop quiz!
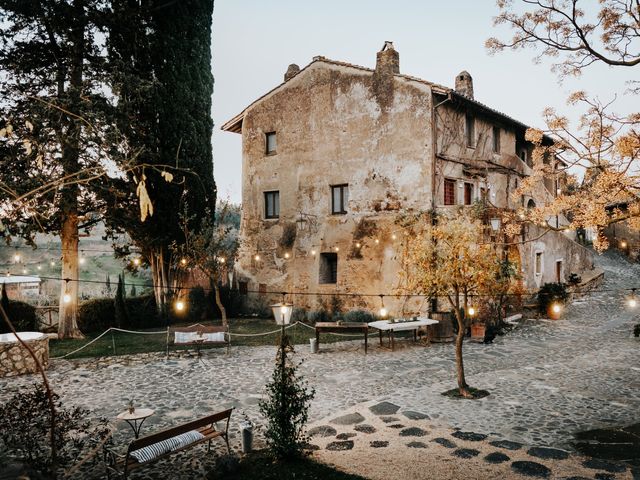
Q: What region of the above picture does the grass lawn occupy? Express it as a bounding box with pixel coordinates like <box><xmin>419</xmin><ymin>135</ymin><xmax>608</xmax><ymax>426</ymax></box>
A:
<box><xmin>50</xmin><ymin>317</ymin><xmax>390</xmax><ymax>359</ymax></box>
<box><xmin>207</xmin><ymin>451</ymin><xmax>367</xmax><ymax>480</ymax></box>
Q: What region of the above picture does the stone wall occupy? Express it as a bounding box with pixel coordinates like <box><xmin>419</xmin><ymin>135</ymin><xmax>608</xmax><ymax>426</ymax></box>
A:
<box><xmin>0</xmin><ymin>337</ymin><xmax>49</xmax><ymax>378</ymax></box>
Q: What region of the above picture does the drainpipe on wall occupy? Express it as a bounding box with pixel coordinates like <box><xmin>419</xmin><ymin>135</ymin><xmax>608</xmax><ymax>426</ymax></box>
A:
<box><xmin>430</xmin><ymin>91</ymin><xmax>452</xmax><ymax>209</ymax></box>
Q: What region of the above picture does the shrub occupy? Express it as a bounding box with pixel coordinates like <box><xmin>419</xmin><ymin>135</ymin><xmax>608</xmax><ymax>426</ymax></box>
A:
<box><xmin>567</xmin><ymin>273</ymin><xmax>582</xmax><ymax>286</ymax></box>
<box><xmin>290</xmin><ymin>307</ymin><xmax>307</xmax><ymax>324</ymax></box>
<box><xmin>634</xmin><ymin>324</ymin><xmax>640</xmax><ymax>337</ymax></box>
<box><xmin>342</xmin><ymin>309</ymin><xmax>376</xmax><ymax>323</ymax></box>
<box><xmin>0</xmin><ymin>300</ymin><xmax>38</xmax><ymax>333</ymax></box>
<box><xmin>259</xmin><ymin>335</ymin><xmax>315</xmax><ymax>460</ymax></box>
<box><xmin>78</xmin><ymin>294</ymin><xmax>159</xmax><ymax>332</ymax></box>
<box><xmin>306</xmin><ymin>310</ymin><xmax>330</xmax><ymax>324</ymax></box>
<box><xmin>187</xmin><ymin>287</ymin><xmax>208</xmax><ymax>322</ymax></box>
<box><xmin>0</xmin><ymin>383</ymin><xmax>110</xmax><ymax>478</ymax></box>
<box><xmin>537</xmin><ymin>282</ymin><xmax>570</xmax><ymax>314</ymax></box>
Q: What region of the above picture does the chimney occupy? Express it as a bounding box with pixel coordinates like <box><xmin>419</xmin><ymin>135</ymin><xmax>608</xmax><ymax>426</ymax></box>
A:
<box><xmin>375</xmin><ymin>41</ymin><xmax>399</xmax><ymax>75</ymax></box>
<box><xmin>284</xmin><ymin>63</ymin><xmax>300</xmax><ymax>82</ymax></box>
<box><xmin>455</xmin><ymin>71</ymin><xmax>474</xmax><ymax>99</ymax></box>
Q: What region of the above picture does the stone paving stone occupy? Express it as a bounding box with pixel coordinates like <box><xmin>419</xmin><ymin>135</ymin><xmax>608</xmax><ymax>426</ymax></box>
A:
<box><xmin>301</xmin><ymin>442</ymin><xmax>321</xmax><ymax>451</ymax></box>
<box><xmin>582</xmin><ymin>458</ymin><xmax>627</xmax><ymax>473</ymax></box>
<box><xmin>370</xmin><ymin>440</ymin><xmax>389</xmax><ymax>448</ymax></box>
<box><xmin>380</xmin><ymin>416</ymin><xmax>400</xmax><ymax>423</ymax></box>
<box><xmin>559</xmin><ymin>477</ymin><xmax>591</xmax><ymax>480</ymax></box>
<box><xmin>484</xmin><ymin>452</ymin><xmax>510</xmax><ymax>464</ymax></box>
<box><xmin>594</xmin><ymin>474</ymin><xmax>616</xmax><ymax>480</ymax></box>
<box><xmin>451</xmin><ymin>431</ymin><xmax>488</xmax><ymax>442</ymax></box>
<box><xmin>387</xmin><ymin>424</ymin><xmax>405</xmax><ymax>429</ymax></box>
<box><xmin>406</xmin><ymin>441</ymin><xmax>427</xmax><ymax>448</ymax></box>
<box><xmin>308</xmin><ymin>425</ymin><xmax>337</xmax><ymax>437</ymax></box>
<box><xmin>432</xmin><ymin>437</ymin><xmax>456</xmax><ymax>448</ymax></box>
<box><xmin>336</xmin><ymin>432</ymin><xmax>357</xmax><ymax>440</ymax></box>
<box><xmin>330</xmin><ymin>412</ymin><xmax>365</xmax><ymax>425</ymax></box>
<box><xmin>527</xmin><ymin>446</ymin><xmax>570</xmax><ymax>460</ymax></box>
<box><xmin>369</xmin><ymin>401</ymin><xmax>401</xmax><ymax>415</ymax></box>
<box><xmin>380</xmin><ymin>417</ymin><xmax>400</xmax><ymax>423</ymax></box>
<box><xmin>489</xmin><ymin>440</ymin><xmax>523</xmax><ymax>451</ymax></box>
<box><xmin>399</xmin><ymin>427</ymin><xmax>427</xmax><ymax>437</ymax></box>
<box><xmin>354</xmin><ymin>424</ymin><xmax>376</xmax><ymax>434</ymax></box>
<box><xmin>511</xmin><ymin>461</ymin><xmax>551</xmax><ymax>478</ymax></box>
<box><xmin>326</xmin><ymin>440</ymin><xmax>354</xmax><ymax>451</ymax></box>
<box><xmin>402</xmin><ymin>410</ymin><xmax>430</xmax><ymax>420</ymax></box>
<box><xmin>452</xmin><ymin>448</ymin><xmax>480</xmax><ymax>459</ymax></box>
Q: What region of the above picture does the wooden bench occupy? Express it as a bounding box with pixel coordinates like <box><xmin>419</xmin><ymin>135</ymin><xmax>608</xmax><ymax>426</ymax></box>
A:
<box><xmin>168</xmin><ymin>323</ymin><xmax>230</xmax><ymax>355</ymax></box>
<box><xmin>105</xmin><ymin>408</ymin><xmax>233</xmax><ymax>479</ymax></box>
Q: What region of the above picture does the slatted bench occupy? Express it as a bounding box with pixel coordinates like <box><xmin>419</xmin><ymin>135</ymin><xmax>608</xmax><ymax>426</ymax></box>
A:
<box><xmin>168</xmin><ymin>323</ymin><xmax>230</xmax><ymax>355</ymax></box>
<box><xmin>105</xmin><ymin>408</ymin><xmax>233</xmax><ymax>479</ymax></box>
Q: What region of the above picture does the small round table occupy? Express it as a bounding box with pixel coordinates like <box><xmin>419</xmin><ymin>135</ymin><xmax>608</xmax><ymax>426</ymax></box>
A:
<box><xmin>116</xmin><ymin>408</ymin><xmax>155</xmax><ymax>439</ymax></box>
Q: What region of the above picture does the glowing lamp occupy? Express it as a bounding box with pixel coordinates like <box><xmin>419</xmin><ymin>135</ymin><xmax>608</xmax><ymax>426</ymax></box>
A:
<box><xmin>63</xmin><ymin>293</ymin><xmax>71</xmax><ymax>304</ymax></box>
<box><xmin>374</xmin><ymin>239</ymin><xmax>380</xmax><ymax>244</ymax></box>
<box><xmin>620</xmin><ymin>241</ymin><xmax>628</xmax><ymax>249</ymax></box>
<box><xmin>379</xmin><ymin>307</ymin><xmax>388</xmax><ymax>318</ymax></box>
<box><xmin>133</xmin><ymin>258</ymin><xmax>141</xmax><ymax>266</ymax></box>
<box><xmin>468</xmin><ymin>306</ymin><xmax>476</xmax><ymax>317</ymax></box>
<box><xmin>271</xmin><ymin>302</ymin><xmax>293</xmax><ymax>325</ymax></box>
<box><xmin>628</xmin><ymin>298</ymin><xmax>637</xmax><ymax>308</ymax></box>
<box><xmin>391</xmin><ymin>234</ymin><xmax>397</xmax><ymax>240</ymax></box>
<box><xmin>334</xmin><ymin>246</ymin><xmax>339</xmax><ymax>252</ymax></box>
<box><xmin>180</xmin><ymin>258</ymin><xmax>187</xmax><ymax>266</ymax></box>
<box><xmin>175</xmin><ymin>300</ymin><xmax>185</xmax><ymax>312</ymax></box>
<box><xmin>219</xmin><ymin>257</ymin><xmax>226</xmax><ymax>264</ymax></box>
<box><xmin>284</xmin><ymin>252</ymin><xmax>290</xmax><ymax>259</ymax></box>
<box><xmin>310</xmin><ymin>250</ymin><xmax>316</xmax><ymax>256</ymax></box>
<box><xmin>50</xmin><ymin>261</ymin><xmax>55</xmax><ymax>267</ymax></box>
<box><xmin>254</xmin><ymin>254</ymin><xmax>261</xmax><ymax>261</ymax></box>
<box><xmin>13</xmin><ymin>254</ymin><xmax>20</xmax><ymax>263</ymax></box>
<box><xmin>355</xmin><ymin>242</ymin><xmax>361</xmax><ymax>248</ymax></box>
<box><xmin>79</xmin><ymin>257</ymin><xmax>86</xmax><ymax>265</ymax></box>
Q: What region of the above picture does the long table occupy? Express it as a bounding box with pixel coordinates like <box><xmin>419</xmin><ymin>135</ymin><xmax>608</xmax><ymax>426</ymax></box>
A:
<box><xmin>315</xmin><ymin>322</ymin><xmax>369</xmax><ymax>353</ymax></box>
<box><xmin>368</xmin><ymin>318</ymin><xmax>439</xmax><ymax>351</ymax></box>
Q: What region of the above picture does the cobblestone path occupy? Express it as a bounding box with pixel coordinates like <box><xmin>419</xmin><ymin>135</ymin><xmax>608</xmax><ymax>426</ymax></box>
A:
<box><xmin>1</xmin><ymin>251</ymin><xmax>638</xmax><ymax>479</ymax></box>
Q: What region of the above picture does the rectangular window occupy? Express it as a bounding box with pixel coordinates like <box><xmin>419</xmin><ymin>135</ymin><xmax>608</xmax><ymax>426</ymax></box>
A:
<box><xmin>264</xmin><ymin>190</ymin><xmax>279</xmax><ymax>219</ymax></box>
<box><xmin>535</xmin><ymin>252</ymin><xmax>543</xmax><ymax>275</ymax></box>
<box><xmin>319</xmin><ymin>252</ymin><xmax>338</xmax><ymax>284</ymax></box>
<box><xmin>239</xmin><ymin>281</ymin><xmax>248</xmax><ymax>295</ymax></box>
<box><xmin>331</xmin><ymin>184</ymin><xmax>349</xmax><ymax>214</ymax></box>
<box><xmin>493</xmin><ymin>126</ymin><xmax>500</xmax><ymax>153</ymax></box>
<box><xmin>464</xmin><ymin>182</ymin><xmax>474</xmax><ymax>205</ymax></box>
<box><xmin>444</xmin><ymin>178</ymin><xmax>456</xmax><ymax>205</ymax></box>
<box><xmin>259</xmin><ymin>283</ymin><xmax>267</xmax><ymax>295</ymax></box>
<box><xmin>265</xmin><ymin>132</ymin><xmax>277</xmax><ymax>154</ymax></box>
<box><xmin>465</xmin><ymin>114</ymin><xmax>475</xmax><ymax>148</ymax></box>
<box><xmin>555</xmin><ymin>260</ymin><xmax>563</xmax><ymax>283</ymax></box>
<box><xmin>520</xmin><ymin>148</ymin><xmax>528</xmax><ymax>164</ymax></box>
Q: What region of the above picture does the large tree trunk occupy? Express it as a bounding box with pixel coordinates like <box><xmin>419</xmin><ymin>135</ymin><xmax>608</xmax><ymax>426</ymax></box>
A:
<box><xmin>58</xmin><ymin>211</ymin><xmax>82</xmax><ymax>339</ymax></box>
<box><xmin>57</xmin><ymin>3</ymin><xmax>85</xmax><ymax>340</ymax></box>
<box><xmin>149</xmin><ymin>248</ymin><xmax>169</xmax><ymax>317</ymax></box>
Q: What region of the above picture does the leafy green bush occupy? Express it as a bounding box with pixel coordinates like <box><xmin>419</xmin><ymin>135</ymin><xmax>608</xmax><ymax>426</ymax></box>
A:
<box><xmin>342</xmin><ymin>309</ymin><xmax>376</xmax><ymax>323</ymax></box>
<box><xmin>306</xmin><ymin>310</ymin><xmax>330</xmax><ymax>324</ymax></box>
<box><xmin>187</xmin><ymin>287</ymin><xmax>208</xmax><ymax>321</ymax></box>
<box><xmin>567</xmin><ymin>273</ymin><xmax>582</xmax><ymax>286</ymax></box>
<box><xmin>0</xmin><ymin>384</ymin><xmax>110</xmax><ymax>478</ymax></box>
<box><xmin>290</xmin><ymin>307</ymin><xmax>307</xmax><ymax>324</ymax></box>
<box><xmin>537</xmin><ymin>282</ymin><xmax>569</xmax><ymax>314</ymax></box>
<box><xmin>78</xmin><ymin>294</ymin><xmax>159</xmax><ymax>332</ymax></box>
<box><xmin>259</xmin><ymin>335</ymin><xmax>315</xmax><ymax>460</ymax></box>
<box><xmin>0</xmin><ymin>300</ymin><xmax>38</xmax><ymax>333</ymax></box>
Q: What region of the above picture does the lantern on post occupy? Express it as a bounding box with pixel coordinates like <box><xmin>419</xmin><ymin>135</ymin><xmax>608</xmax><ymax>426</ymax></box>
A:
<box><xmin>271</xmin><ymin>302</ymin><xmax>293</xmax><ymax>326</ymax></box>
<box><xmin>490</xmin><ymin>218</ymin><xmax>501</xmax><ymax>232</ymax></box>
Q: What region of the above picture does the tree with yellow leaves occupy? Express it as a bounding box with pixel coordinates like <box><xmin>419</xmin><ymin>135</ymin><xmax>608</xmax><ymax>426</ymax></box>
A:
<box><xmin>403</xmin><ymin>212</ymin><xmax>506</xmax><ymax>398</ymax></box>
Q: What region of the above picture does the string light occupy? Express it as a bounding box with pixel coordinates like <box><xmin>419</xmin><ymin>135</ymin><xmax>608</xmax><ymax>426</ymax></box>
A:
<box><xmin>254</xmin><ymin>254</ymin><xmax>261</xmax><ymax>261</ymax></box>
<box><xmin>620</xmin><ymin>240</ymin><xmax>628</xmax><ymax>249</ymax></box>
<box><xmin>379</xmin><ymin>294</ymin><xmax>387</xmax><ymax>318</ymax></box>
<box><xmin>13</xmin><ymin>253</ymin><xmax>20</xmax><ymax>263</ymax></box>
<box><xmin>310</xmin><ymin>250</ymin><xmax>316</xmax><ymax>256</ymax></box>
<box><xmin>133</xmin><ymin>258</ymin><xmax>141</xmax><ymax>267</ymax></box>
<box><xmin>334</xmin><ymin>246</ymin><xmax>340</xmax><ymax>252</ymax></box>
<box><xmin>391</xmin><ymin>234</ymin><xmax>397</xmax><ymax>240</ymax></box>
<box><xmin>218</xmin><ymin>257</ymin><xmax>226</xmax><ymax>264</ymax></box>
<box><xmin>50</xmin><ymin>261</ymin><xmax>55</xmax><ymax>267</ymax></box>
<box><xmin>550</xmin><ymin>303</ymin><xmax>562</xmax><ymax>316</ymax></box>
<box><xmin>22</xmin><ymin>269</ymin><xmax>27</xmax><ymax>275</ymax></box>
<box><xmin>37</xmin><ymin>265</ymin><xmax>41</xmax><ymax>270</ymax></box>
<box><xmin>374</xmin><ymin>239</ymin><xmax>380</xmax><ymax>244</ymax></box>
<box><xmin>79</xmin><ymin>251</ymin><xmax>86</xmax><ymax>265</ymax></box>
<box><xmin>355</xmin><ymin>242</ymin><xmax>361</xmax><ymax>248</ymax></box>
<box><xmin>284</xmin><ymin>252</ymin><xmax>290</xmax><ymax>259</ymax></box>
<box><xmin>62</xmin><ymin>279</ymin><xmax>71</xmax><ymax>304</ymax></box>
<box><xmin>467</xmin><ymin>306</ymin><xmax>476</xmax><ymax>317</ymax></box>
<box><xmin>628</xmin><ymin>288</ymin><xmax>637</xmax><ymax>308</ymax></box>
<box><xmin>175</xmin><ymin>299</ymin><xmax>185</xmax><ymax>312</ymax></box>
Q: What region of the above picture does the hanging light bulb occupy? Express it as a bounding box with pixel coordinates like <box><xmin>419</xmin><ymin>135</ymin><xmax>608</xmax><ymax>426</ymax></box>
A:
<box><xmin>310</xmin><ymin>249</ymin><xmax>316</xmax><ymax>256</ymax></box>
<box><xmin>467</xmin><ymin>306</ymin><xmax>476</xmax><ymax>317</ymax></box>
<box><xmin>391</xmin><ymin>233</ymin><xmax>397</xmax><ymax>240</ymax></box>
<box><xmin>79</xmin><ymin>251</ymin><xmax>86</xmax><ymax>265</ymax></box>
<box><xmin>620</xmin><ymin>240</ymin><xmax>628</xmax><ymax>249</ymax></box>
<box><xmin>379</xmin><ymin>295</ymin><xmax>387</xmax><ymax>318</ymax></box>
<box><xmin>374</xmin><ymin>238</ymin><xmax>380</xmax><ymax>244</ymax></box>
<box><xmin>133</xmin><ymin>257</ymin><xmax>141</xmax><ymax>267</ymax></box>
<box><xmin>62</xmin><ymin>279</ymin><xmax>71</xmax><ymax>304</ymax></box>
<box><xmin>22</xmin><ymin>268</ymin><xmax>27</xmax><ymax>275</ymax></box>
<box><xmin>355</xmin><ymin>242</ymin><xmax>361</xmax><ymax>248</ymax></box>
<box><xmin>50</xmin><ymin>261</ymin><xmax>55</xmax><ymax>267</ymax></box>
<box><xmin>284</xmin><ymin>252</ymin><xmax>290</xmax><ymax>259</ymax></box>
<box><xmin>180</xmin><ymin>257</ymin><xmax>187</xmax><ymax>266</ymax></box>
<box><xmin>13</xmin><ymin>253</ymin><xmax>20</xmax><ymax>263</ymax></box>
<box><xmin>334</xmin><ymin>246</ymin><xmax>340</xmax><ymax>252</ymax></box>
<box><xmin>254</xmin><ymin>254</ymin><xmax>261</xmax><ymax>261</ymax></box>
<box><xmin>218</xmin><ymin>257</ymin><xmax>226</xmax><ymax>264</ymax></box>
<box><xmin>175</xmin><ymin>299</ymin><xmax>185</xmax><ymax>312</ymax></box>
<box><xmin>37</xmin><ymin>265</ymin><xmax>42</xmax><ymax>271</ymax></box>
<box><xmin>628</xmin><ymin>289</ymin><xmax>638</xmax><ymax>308</ymax></box>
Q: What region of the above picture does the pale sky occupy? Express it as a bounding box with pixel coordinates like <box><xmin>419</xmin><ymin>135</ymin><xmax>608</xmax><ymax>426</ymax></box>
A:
<box><xmin>211</xmin><ymin>0</ymin><xmax>633</xmax><ymax>204</ymax></box>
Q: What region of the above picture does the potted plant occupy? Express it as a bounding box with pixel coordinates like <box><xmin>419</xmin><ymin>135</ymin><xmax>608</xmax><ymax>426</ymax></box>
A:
<box><xmin>470</xmin><ymin>321</ymin><xmax>486</xmax><ymax>342</ymax></box>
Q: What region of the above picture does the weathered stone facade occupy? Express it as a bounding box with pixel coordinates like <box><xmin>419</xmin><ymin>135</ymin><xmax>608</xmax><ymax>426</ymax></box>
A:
<box><xmin>0</xmin><ymin>334</ymin><xmax>49</xmax><ymax>378</ymax></box>
<box><xmin>222</xmin><ymin>43</ymin><xmax>594</xmax><ymax>315</ymax></box>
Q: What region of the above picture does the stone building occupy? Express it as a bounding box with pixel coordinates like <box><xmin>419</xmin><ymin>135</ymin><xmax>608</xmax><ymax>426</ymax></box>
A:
<box><xmin>222</xmin><ymin>42</ymin><xmax>594</xmax><ymax>315</ymax></box>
